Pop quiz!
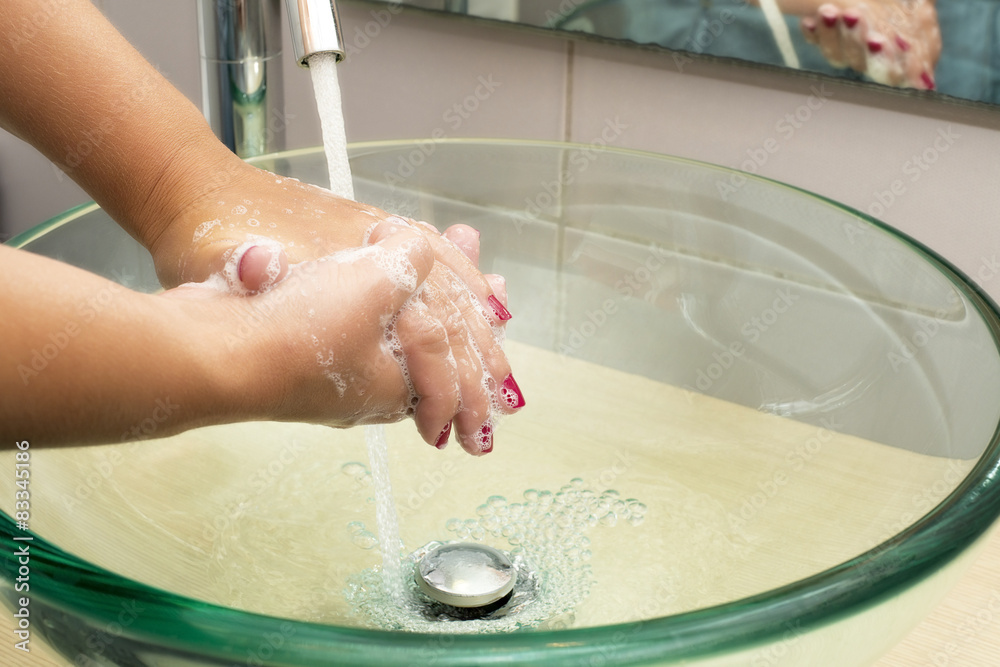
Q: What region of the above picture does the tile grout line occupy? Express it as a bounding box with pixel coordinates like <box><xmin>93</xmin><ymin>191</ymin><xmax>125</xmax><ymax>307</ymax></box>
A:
<box><xmin>563</xmin><ymin>40</ymin><xmax>574</xmax><ymax>144</ymax></box>
<box><xmin>553</xmin><ymin>39</ymin><xmax>574</xmax><ymax>354</ymax></box>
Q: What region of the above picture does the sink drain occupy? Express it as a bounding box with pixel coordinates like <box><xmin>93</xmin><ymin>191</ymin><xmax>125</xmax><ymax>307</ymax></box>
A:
<box><xmin>415</xmin><ymin>542</ymin><xmax>516</xmax><ymax>608</ymax></box>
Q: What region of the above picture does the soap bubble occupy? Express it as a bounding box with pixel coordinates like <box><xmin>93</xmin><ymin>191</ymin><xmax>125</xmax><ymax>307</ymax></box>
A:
<box><xmin>351</xmin><ymin>531</ymin><xmax>379</xmax><ymax>550</ymax></box>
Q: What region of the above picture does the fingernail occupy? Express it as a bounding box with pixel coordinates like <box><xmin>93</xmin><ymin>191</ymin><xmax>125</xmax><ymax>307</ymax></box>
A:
<box><xmin>867</xmin><ymin>39</ymin><xmax>883</xmax><ymax>54</ymax></box>
<box><xmin>488</xmin><ymin>295</ymin><xmax>512</xmax><ymax>321</ymax></box>
<box><xmin>237</xmin><ymin>245</ymin><xmax>256</xmax><ymax>282</ymax></box>
<box><xmin>895</xmin><ymin>35</ymin><xmax>910</xmax><ymax>51</ymax></box>
<box><xmin>921</xmin><ymin>71</ymin><xmax>935</xmax><ymax>90</ymax></box>
<box><xmin>842</xmin><ymin>13</ymin><xmax>859</xmax><ymax>28</ymax></box>
<box><xmin>820</xmin><ymin>9</ymin><xmax>838</xmax><ymax>27</ymax></box>
<box><xmin>434</xmin><ymin>422</ymin><xmax>452</xmax><ymax>449</ymax></box>
<box><xmin>478</xmin><ymin>420</ymin><xmax>494</xmax><ymax>455</ymax></box>
<box><xmin>500</xmin><ymin>374</ymin><xmax>526</xmax><ymax>410</ymax></box>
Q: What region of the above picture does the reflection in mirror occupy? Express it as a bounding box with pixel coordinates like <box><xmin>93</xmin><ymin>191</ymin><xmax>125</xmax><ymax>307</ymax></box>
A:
<box><xmin>379</xmin><ymin>0</ymin><xmax>1000</xmax><ymax>106</ymax></box>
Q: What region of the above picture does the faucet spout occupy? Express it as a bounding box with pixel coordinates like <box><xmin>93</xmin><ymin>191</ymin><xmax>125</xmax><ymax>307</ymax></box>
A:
<box><xmin>285</xmin><ymin>0</ymin><xmax>346</xmax><ymax>68</ymax></box>
<box><xmin>198</xmin><ymin>0</ymin><xmax>345</xmax><ymax>158</ymax></box>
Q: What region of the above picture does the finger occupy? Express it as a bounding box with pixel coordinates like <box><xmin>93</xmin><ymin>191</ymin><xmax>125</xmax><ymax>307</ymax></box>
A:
<box><xmin>895</xmin><ymin>33</ymin><xmax>922</xmax><ymax>89</ymax></box>
<box><xmin>801</xmin><ymin>17</ymin><xmax>818</xmax><ymax>45</ymax></box>
<box><xmin>365</xmin><ymin>221</ymin><xmax>435</xmax><ymax>307</ymax></box>
<box><xmin>815</xmin><ymin>4</ymin><xmax>847</xmax><ymax>68</ymax></box>
<box><xmin>408</xmin><ymin>218</ymin><xmax>443</xmax><ymax>238</ymax></box>
<box><xmin>420</xmin><ymin>280</ymin><xmax>495</xmax><ymax>456</ymax></box>
<box><xmin>838</xmin><ymin>9</ymin><xmax>867</xmax><ymax>72</ymax></box>
<box><xmin>896</xmin><ymin>31</ymin><xmax>935</xmax><ymax>90</ymax></box>
<box><xmin>393</xmin><ymin>292</ymin><xmax>462</xmax><ymax>448</ymax></box>
<box><xmin>485</xmin><ymin>274</ymin><xmax>507</xmax><ymax>307</ymax></box>
<box><xmin>483</xmin><ymin>274</ymin><xmax>512</xmax><ymax>337</ymax></box>
<box><xmin>420</xmin><ymin>278</ymin><xmax>494</xmax><ymax>455</ymax></box>
<box><xmin>477</xmin><ymin>276</ymin><xmax>524</xmax><ymax>413</ymax></box>
<box><xmin>294</xmin><ymin>220</ymin><xmax>434</xmax><ymax>427</ymax></box>
<box><xmin>864</xmin><ymin>31</ymin><xmax>905</xmax><ymax>86</ymax></box>
<box><xmin>432</xmin><ymin>264</ymin><xmax>512</xmax><ymax>396</ymax></box>
<box><xmin>234</xmin><ymin>243</ymin><xmax>290</xmax><ymax>293</ymax></box>
<box><xmin>443</xmin><ymin>224</ymin><xmax>481</xmax><ymax>266</ymax></box>
<box><xmin>916</xmin><ymin>67</ymin><xmax>935</xmax><ymax>92</ymax></box>
<box><xmin>352</xmin><ymin>223</ymin><xmax>438</xmax><ymax>422</ymax></box>
<box><xmin>415</xmin><ymin>224</ymin><xmax>510</xmax><ymax>324</ymax></box>
<box><xmin>920</xmin><ymin>2</ymin><xmax>942</xmax><ymax>90</ymax></box>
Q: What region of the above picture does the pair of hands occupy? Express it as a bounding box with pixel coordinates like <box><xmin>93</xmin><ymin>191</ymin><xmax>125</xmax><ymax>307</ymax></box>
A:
<box><xmin>800</xmin><ymin>0</ymin><xmax>940</xmax><ymax>90</ymax></box>
<box><xmin>154</xmin><ymin>163</ymin><xmax>521</xmax><ymax>456</ymax></box>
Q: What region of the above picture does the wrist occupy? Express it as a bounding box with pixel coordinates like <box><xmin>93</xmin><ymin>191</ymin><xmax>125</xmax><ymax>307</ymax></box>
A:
<box><xmin>165</xmin><ymin>286</ymin><xmax>307</xmax><ymax>426</ymax></box>
<box><xmin>157</xmin><ymin>290</ymin><xmax>269</xmax><ymax>428</ymax></box>
<box><xmin>138</xmin><ymin>137</ymin><xmax>246</xmax><ymax>258</ymax></box>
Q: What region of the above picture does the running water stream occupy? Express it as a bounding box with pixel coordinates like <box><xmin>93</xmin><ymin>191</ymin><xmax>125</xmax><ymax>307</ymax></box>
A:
<box><xmin>309</xmin><ymin>52</ymin><xmax>404</xmax><ymax>601</ymax></box>
<box><xmin>309</xmin><ymin>53</ymin><xmax>355</xmax><ymax>200</ymax></box>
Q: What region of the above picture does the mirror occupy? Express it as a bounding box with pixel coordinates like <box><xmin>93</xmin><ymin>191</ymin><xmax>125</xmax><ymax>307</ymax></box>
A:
<box><xmin>369</xmin><ymin>0</ymin><xmax>999</xmax><ymax>107</ymax></box>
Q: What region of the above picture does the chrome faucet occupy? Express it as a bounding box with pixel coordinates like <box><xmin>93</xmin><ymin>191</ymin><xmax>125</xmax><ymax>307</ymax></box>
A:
<box><xmin>198</xmin><ymin>0</ymin><xmax>345</xmax><ymax>158</ymax></box>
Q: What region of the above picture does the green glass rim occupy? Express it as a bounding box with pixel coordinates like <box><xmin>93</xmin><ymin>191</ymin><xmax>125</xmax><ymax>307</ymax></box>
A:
<box><xmin>5</xmin><ymin>139</ymin><xmax>1000</xmax><ymax>665</ymax></box>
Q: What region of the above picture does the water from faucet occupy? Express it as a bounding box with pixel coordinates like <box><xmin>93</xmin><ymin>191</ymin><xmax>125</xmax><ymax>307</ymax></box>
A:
<box><xmin>308</xmin><ymin>52</ymin><xmax>354</xmax><ymax>200</ymax></box>
<box><xmin>307</xmin><ymin>51</ymin><xmax>411</xmax><ymax>607</ymax></box>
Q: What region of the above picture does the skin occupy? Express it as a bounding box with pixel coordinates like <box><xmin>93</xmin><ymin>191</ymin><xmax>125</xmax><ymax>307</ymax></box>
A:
<box><xmin>794</xmin><ymin>0</ymin><xmax>941</xmax><ymax>89</ymax></box>
<box><xmin>0</xmin><ymin>0</ymin><xmax>520</xmax><ymax>454</ymax></box>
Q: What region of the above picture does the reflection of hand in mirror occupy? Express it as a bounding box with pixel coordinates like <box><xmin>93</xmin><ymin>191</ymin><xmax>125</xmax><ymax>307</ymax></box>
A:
<box><xmin>799</xmin><ymin>0</ymin><xmax>940</xmax><ymax>90</ymax></box>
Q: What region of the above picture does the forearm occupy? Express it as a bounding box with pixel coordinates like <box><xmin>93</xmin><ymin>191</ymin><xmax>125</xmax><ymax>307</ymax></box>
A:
<box><xmin>0</xmin><ymin>0</ymin><xmax>240</xmax><ymax>253</ymax></box>
<box><xmin>0</xmin><ymin>245</ymin><xmax>249</xmax><ymax>445</ymax></box>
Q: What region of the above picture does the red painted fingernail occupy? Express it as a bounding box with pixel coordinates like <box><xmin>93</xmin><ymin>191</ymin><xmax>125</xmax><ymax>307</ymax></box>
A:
<box><xmin>500</xmin><ymin>374</ymin><xmax>526</xmax><ymax>410</ymax></box>
<box><xmin>921</xmin><ymin>71</ymin><xmax>935</xmax><ymax>90</ymax></box>
<box><xmin>804</xmin><ymin>19</ymin><xmax>817</xmax><ymax>33</ymax></box>
<box><xmin>821</xmin><ymin>11</ymin><xmax>838</xmax><ymax>27</ymax></box>
<box><xmin>895</xmin><ymin>35</ymin><xmax>910</xmax><ymax>51</ymax></box>
<box><xmin>488</xmin><ymin>295</ymin><xmax>512</xmax><ymax>321</ymax></box>
<box><xmin>434</xmin><ymin>422</ymin><xmax>452</xmax><ymax>449</ymax></box>
<box><xmin>237</xmin><ymin>246</ymin><xmax>256</xmax><ymax>282</ymax></box>
<box><xmin>843</xmin><ymin>13</ymin><xmax>859</xmax><ymax>28</ymax></box>
<box><xmin>478</xmin><ymin>420</ymin><xmax>493</xmax><ymax>454</ymax></box>
<box><xmin>867</xmin><ymin>39</ymin><xmax>883</xmax><ymax>54</ymax></box>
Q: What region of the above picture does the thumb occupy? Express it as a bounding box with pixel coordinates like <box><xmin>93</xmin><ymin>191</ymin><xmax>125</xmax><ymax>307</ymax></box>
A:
<box><xmin>230</xmin><ymin>241</ymin><xmax>289</xmax><ymax>294</ymax></box>
<box><xmin>365</xmin><ymin>220</ymin><xmax>434</xmax><ymax>310</ymax></box>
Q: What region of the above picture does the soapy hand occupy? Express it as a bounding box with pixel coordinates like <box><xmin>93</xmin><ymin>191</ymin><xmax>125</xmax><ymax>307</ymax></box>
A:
<box><xmin>151</xmin><ymin>162</ymin><xmax>520</xmax><ymax>455</ymax></box>
<box><xmin>800</xmin><ymin>0</ymin><xmax>940</xmax><ymax>90</ymax></box>
<box><xmin>164</xmin><ymin>221</ymin><xmax>434</xmax><ymax>427</ymax></box>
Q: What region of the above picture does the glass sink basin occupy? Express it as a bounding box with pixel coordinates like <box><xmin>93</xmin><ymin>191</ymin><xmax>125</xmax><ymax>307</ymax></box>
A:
<box><xmin>4</xmin><ymin>139</ymin><xmax>1000</xmax><ymax>666</ymax></box>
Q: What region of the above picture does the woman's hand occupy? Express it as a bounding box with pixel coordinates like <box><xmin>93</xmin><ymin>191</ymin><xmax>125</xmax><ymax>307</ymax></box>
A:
<box><xmin>800</xmin><ymin>0</ymin><xmax>940</xmax><ymax>90</ymax></box>
<box><xmin>164</xmin><ymin>221</ymin><xmax>439</xmax><ymax>428</ymax></box>
<box><xmin>152</xmin><ymin>164</ymin><xmax>521</xmax><ymax>455</ymax></box>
